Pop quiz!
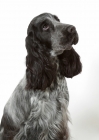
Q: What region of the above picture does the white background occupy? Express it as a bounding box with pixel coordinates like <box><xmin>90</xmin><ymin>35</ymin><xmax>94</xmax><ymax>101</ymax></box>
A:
<box><xmin>0</xmin><ymin>0</ymin><xmax>99</xmax><ymax>140</ymax></box>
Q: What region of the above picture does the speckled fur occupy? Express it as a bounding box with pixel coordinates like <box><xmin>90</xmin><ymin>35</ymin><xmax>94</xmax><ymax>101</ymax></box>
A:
<box><xmin>0</xmin><ymin>13</ymin><xmax>82</xmax><ymax>140</ymax></box>
<box><xmin>0</xmin><ymin>60</ymin><xmax>70</xmax><ymax>140</ymax></box>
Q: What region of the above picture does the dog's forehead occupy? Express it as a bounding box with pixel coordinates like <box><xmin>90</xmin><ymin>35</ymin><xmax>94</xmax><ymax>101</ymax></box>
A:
<box><xmin>27</xmin><ymin>13</ymin><xmax>60</xmax><ymax>34</ymax></box>
<box><xmin>31</xmin><ymin>13</ymin><xmax>59</xmax><ymax>25</ymax></box>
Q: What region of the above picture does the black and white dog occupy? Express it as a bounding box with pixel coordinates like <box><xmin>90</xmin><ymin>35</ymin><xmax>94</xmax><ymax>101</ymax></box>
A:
<box><xmin>0</xmin><ymin>13</ymin><xmax>82</xmax><ymax>140</ymax></box>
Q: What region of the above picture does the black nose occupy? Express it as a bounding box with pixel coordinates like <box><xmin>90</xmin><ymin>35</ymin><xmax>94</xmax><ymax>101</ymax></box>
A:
<box><xmin>67</xmin><ymin>25</ymin><xmax>76</xmax><ymax>33</ymax></box>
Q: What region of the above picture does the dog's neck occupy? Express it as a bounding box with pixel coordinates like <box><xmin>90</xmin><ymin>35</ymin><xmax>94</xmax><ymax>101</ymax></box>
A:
<box><xmin>50</xmin><ymin>55</ymin><xmax>59</xmax><ymax>69</ymax></box>
<box><xmin>48</xmin><ymin>56</ymin><xmax>65</xmax><ymax>90</ymax></box>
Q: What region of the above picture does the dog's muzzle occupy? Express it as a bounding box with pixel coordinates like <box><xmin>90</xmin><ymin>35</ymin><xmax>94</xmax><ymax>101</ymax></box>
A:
<box><xmin>60</xmin><ymin>25</ymin><xmax>79</xmax><ymax>49</ymax></box>
<box><xmin>67</xmin><ymin>25</ymin><xmax>79</xmax><ymax>45</ymax></box>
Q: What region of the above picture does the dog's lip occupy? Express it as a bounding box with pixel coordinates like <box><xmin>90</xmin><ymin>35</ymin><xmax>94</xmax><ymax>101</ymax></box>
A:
<box><xmin>51</xmin><ymin>45</ymin><xmax>73</xmax><ymax>56</ymax></box>
<box><xmin>55</xmin><ymin>45</ymin><xmax>73</xmax><ymax>52</ymax></box>
<box><xmin>55</xmin><ymin>47</ymin><xmax>72</xmax><ymax>55</ymax></box>
<box><xmin>55</xmin><ymin>49</ymin><xmax>64</xmax><ymax>53</ymax></box>
<box><xmin>72</xmin><ymin>34</ymin><xmax>79</xmax><ymax>45</ymax></box>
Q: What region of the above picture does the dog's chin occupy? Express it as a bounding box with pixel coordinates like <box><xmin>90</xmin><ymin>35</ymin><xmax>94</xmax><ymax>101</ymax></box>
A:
<box><xmin>51</xmin><ymin>46</ymin><xmax>73</xmax><ymax>56</ymax></box>
<box><xmin>65</xmin><ymin>45</ymin><xmax>73</xmax><ymax>50</ymax></box>
<box><xmin>55</xmin><ymin>50</ymin><xmax>64</xmax><ymax>55</ymax></box>
<box><xmin>51</xmin><ymin>44</ymin><xmax>75</xmax><ymax>56</ymax></box>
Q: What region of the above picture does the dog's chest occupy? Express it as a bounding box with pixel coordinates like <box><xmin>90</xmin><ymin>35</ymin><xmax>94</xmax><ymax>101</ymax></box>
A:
<box><xmin>29</xmin><ymin>75</ymin><xmax>69</xmax><ymax>129</ymax></box>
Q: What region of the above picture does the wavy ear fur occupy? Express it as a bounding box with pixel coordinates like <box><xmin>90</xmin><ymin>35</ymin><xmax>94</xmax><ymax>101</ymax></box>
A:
<box><xmin>58</xmin><ymin>48</ymin><xmax>82</xmax><ymax>78</ymax></box>
<box><xmin>25</xmin><ymin>32</ymin><xmax>57</xmax><ymax>90</ymax></box>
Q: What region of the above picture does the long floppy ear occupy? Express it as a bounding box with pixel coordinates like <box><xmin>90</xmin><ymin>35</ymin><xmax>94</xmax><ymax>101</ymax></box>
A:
<box><xmin>58</xmin><ymin>48</ymin><xmax>82</xmax><ymax>78</ymax></box>
<box><xmin>25</xmin><ymin>32</ymin><xmax>57</xmax><ymax>90</ymax></box>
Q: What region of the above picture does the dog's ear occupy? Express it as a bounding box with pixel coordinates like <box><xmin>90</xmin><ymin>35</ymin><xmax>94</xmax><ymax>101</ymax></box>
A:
<box><xmin>25</xmin><ymin>31</ymin><xmax>57</xmax><ymax>90</ymax></box>
<box><xmin>58</xmin><ymin>48</ymin><xmax>82</xmax><ymax>78</ymax></box>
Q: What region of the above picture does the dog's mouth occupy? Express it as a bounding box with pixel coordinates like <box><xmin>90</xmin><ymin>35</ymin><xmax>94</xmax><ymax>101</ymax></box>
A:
<box><xmin>66</xmin><ymin>35</ymin><xmax>79</xmax><ymax>50</ymax></box>
<box><xmin>54</xmin><ymin>35</ymin><xmax>78</xmax><ymax>55</ymax></box>
<box><xmin>60</xmin><ymin>32</ymin><xmax>79</xmax><ymax>49</ymax></box>
<box><xmin>53</xmin><ymin>46</ymin><xmax>72</xmax><ymax>55</ymax></box>
<box><xmin>71</xmin><ymin>33</ymin><xmax>79</xmax><ymax>45</ymax></box>
<box><xmin>51</xmin><ymin>33</ymin><xmax>79</xmax><ymax>56</ymax></box>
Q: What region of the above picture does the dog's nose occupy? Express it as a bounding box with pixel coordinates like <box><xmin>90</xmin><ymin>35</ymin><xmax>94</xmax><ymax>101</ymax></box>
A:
<box><xmin>67</xmin><ymin>25</ymin><xmax>76</xmax><ymax>33</ymax></box>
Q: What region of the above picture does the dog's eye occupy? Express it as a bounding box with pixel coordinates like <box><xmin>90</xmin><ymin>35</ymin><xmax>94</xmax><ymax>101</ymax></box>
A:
<box><xmin>42</xmin><ymin>24</ymin><xmax>49</xmax><ymax>31</ymax></box>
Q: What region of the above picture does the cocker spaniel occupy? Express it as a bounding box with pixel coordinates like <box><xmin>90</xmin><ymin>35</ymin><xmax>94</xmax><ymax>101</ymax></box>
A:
<box><xmin>0</xmin><ymin>13</ymin><xmax>82</xmax><ymax>140</ymax></box>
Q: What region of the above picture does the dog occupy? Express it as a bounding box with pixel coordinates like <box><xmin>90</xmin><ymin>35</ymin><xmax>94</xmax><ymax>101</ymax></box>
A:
<box><xmin>0</xmin><ymin>13</ymin><xmax>82</xmax><ymax>140</ymax></box>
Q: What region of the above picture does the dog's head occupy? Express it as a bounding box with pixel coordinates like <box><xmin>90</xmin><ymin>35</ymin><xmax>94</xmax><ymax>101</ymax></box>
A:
<box><xmin>26</xmin><ymin>13</ymin><xmax>82</xmax><ymax>90</ymax></box>
<box><xmin>27</xmin><ymin>13</ymin><xmax>79</xmax><ymax>56</ymax></box>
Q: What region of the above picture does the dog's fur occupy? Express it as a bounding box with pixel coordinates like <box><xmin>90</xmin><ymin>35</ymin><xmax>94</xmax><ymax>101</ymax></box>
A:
<box><xmin>0</xmin><ymin>13</ymin><xmax>82</xmax><ymax>140</ymax></box>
